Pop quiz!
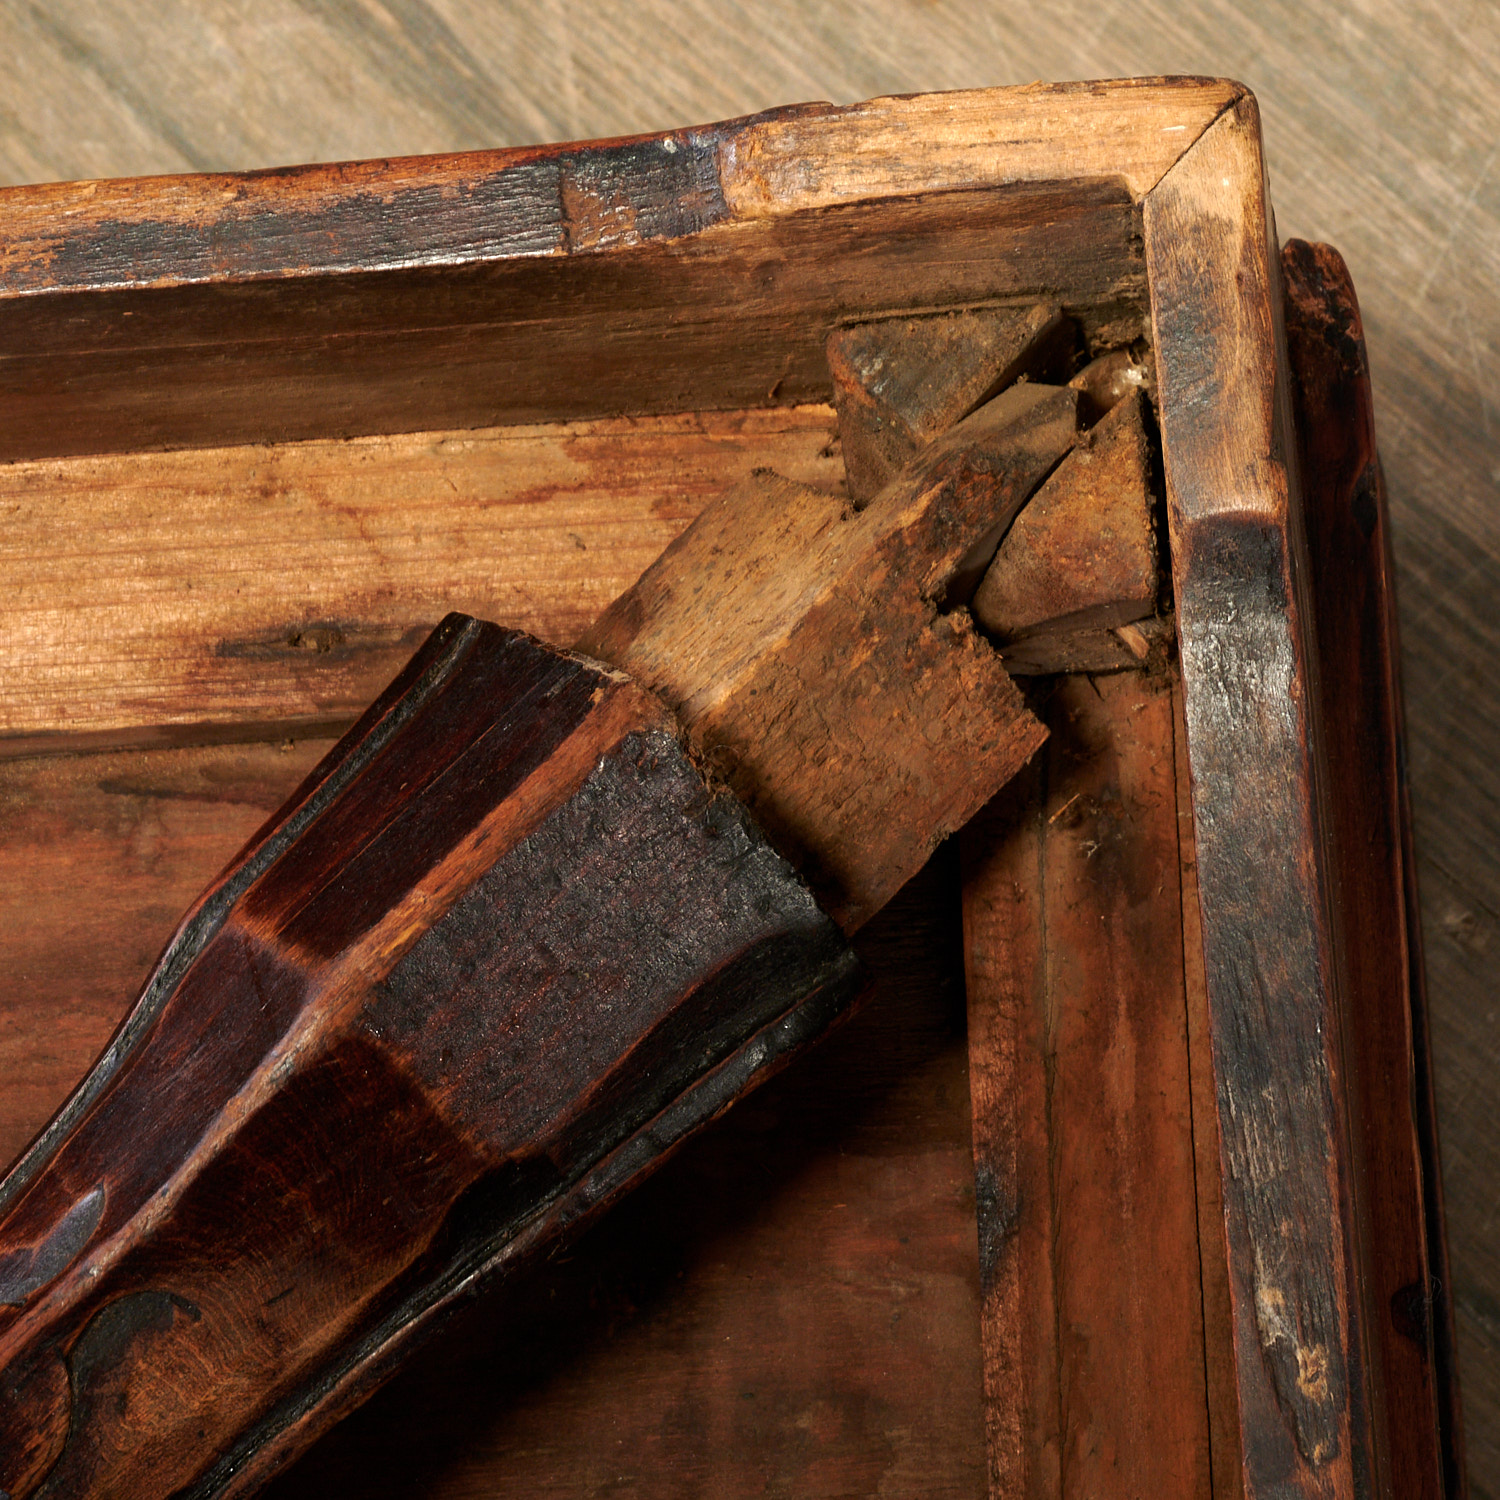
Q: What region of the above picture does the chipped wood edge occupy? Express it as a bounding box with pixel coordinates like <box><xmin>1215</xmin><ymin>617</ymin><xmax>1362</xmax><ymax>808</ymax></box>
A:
<box><xmin>721</xmin><ymin>76</ymin><xmax>1244</xmax><ymax>213</ymax></box>
<box><xmin>1144</xmin><ymin>93</ymin><xmax>1385</xmax><ymax>1498</ymax></box>
<box><xmin>0</xmin><ymin>78</ymin><xmax>1242</xmax><ymax>297</ymax></box>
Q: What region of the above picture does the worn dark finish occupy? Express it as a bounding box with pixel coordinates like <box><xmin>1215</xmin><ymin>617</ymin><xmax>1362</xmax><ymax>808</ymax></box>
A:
<box><xmin>972</xmin><ymin>388</ymin><xmax>1160</xmax><ymax>665</ymax></box>
<box><xmin>0</xmin><ymin>740</ymin><xmax>988</xmax><ymax>1500</ymax></box>
<box><xmin>1146</xmin><ymin>97</ymin><xmax>1386</xmax><ymax>1498</ymax></box>
<box><xmin>0</xmin><ymin>171</ymin><xmax>1144</xmax><ymax>463</ymax></box>
<box><xmin>1283</xmin><ymin>237</ymin><xmax>1464</xmax><ymax>1499</ymax></box>
<box><xmin>0</xmin><ymin>78</ymin><xmax>1240</xmax><ymax>460</ymax></box>
<box><xmin>0</xmin><ymin>618</ymin><xmax>862</xmax><ymax>1498</ymax></box>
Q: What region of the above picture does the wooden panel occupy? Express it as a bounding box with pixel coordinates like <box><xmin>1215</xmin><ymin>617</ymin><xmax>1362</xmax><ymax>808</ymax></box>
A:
<box><xmin>0</xmin><ymin>406</ymin><xmax>840</xmax><ymax>752</ymax></box>
<box><xmin>1173</xmin><ymin>680</ymin><xmax>1246</xmax><ymax>1500</ymax></box>
<box><xmin>961</xmin><ymin>670</ymin><xmax>1212</xmax><ymax>1499</ymax></box>
<box><xmin>0</xmin><ymin>741</ymin><xmax>985</xmax><ymax>1498</ymax></box>
<box><xmin>0</xmin><ymin>12</ymin><xmax>1494</xmax><ymax>1492</ymax></box>
<box><xmin>961</xmin><ymin>757</ymin><xmax>1059</xmax><ymax>1497</ymax></box>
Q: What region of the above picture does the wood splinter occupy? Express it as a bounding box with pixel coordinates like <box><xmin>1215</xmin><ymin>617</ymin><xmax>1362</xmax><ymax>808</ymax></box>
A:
<box><xmin>580</xmin><ymin>379</ymin><xmax>1078</xmax><ymax>930</ymax></box>
<box><xmin>973</xmin><ymin>389</ymin><xmax>1163</xmax><ymax>676</ymax></box>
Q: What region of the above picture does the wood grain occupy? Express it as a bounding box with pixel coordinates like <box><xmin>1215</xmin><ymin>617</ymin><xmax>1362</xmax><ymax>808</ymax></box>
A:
<box><xmin>972</xmin><ymin>389</ymin><xmax>1158</xmax><ymax>642</ymax></box>
<box><xmin>579</xmin><ymin>384</ymin><xmax>1073</xmax><ymax>931</ymax></box>
<box><xmin>1146</xmin><ymin>97</ymin><xmax>1381</xmax><ymax>1496</ymax></box>
<box><xmin>0</xmin><ymin>107</ymin><xmax>1148</xmax><ymax>462</ymax></box>
<box><xmin>961</xmin><ymin>670</ymin><xmax>1215</xmax><ymax>1499</ymax></box>
<box><xmin>827</xmin><ymin>303</ymin><xmax>1070</xmax><ymax>504</ymax></box>
<box><xmin>0</xmin><ymin>14</ymin><xmax>1494</xmax><ymax>1491</ymax></box>
<box><xmin>0</xmin><ymin>406</ymin><xmax>841</xmax><ymax>752</ymax></box>
<box><xmin>0</xmin><ymin>616</ymin><xmax>865</xmax><ymax>1498</ymax></box>
<box><xmin>1283</xmin><ymin>237</ymin><xmax>1461</xmax><ymax>1500</ymax></box>
<box><xmin>0</xmin><ymin>741</ymin><xmax>985</xmax><ymax>1499</ymax></box>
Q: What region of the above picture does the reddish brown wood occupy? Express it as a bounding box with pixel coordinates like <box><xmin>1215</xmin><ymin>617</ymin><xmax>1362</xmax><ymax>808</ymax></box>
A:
<box><xmin>0</xmin><ymin>81</ymin><xmax>1253</xmax><ymax>467</ymax></box>
<box><xmin>961</xmin><ymin>670</ymin><xmax>1214</xmax><ymax>1499</ymax></box>
<box><xmin>0</xmin><ymin>618</ymin><xmax>862</xmax><ymax>1499</ymax></box>
<box><xmin>1282</xmin><ymin>237</ymin><xmax>1465</xmax><ymax>1498</ymax></box>
<box><xmin>960</xmin><ymin>759</ymin><xmax>1060</xmax><ymax>1497</ymax></box>
<box><xmin>972</xmin><ymin>389</ymin><xmax>1158</xmax><ymax>642</ymax></box>
<box><xmin>580</xmin><ymin>382</ymin><xmax>1075</xmax><ymax>931</ymax></box>
<box><xmin>0</xmin><ymin>176</ymin><xmax>1142</xmax><ymax>465</ymax></box>
<box><xmin>0</xmin><ymin>353</ymin><xmax>1078</xmax><ymax>1495</ymax></box>
<box><xmin>260</xmin><ymin>852</ymin><xmax>984</xmax><ymax>1500</ymax></box>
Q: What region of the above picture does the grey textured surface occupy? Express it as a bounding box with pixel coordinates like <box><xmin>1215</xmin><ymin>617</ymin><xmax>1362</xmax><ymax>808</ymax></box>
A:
<box><xmin>1</xmin><ymin>2</ymin><xmax>1495</xmax><ymax>1491</ymax></box>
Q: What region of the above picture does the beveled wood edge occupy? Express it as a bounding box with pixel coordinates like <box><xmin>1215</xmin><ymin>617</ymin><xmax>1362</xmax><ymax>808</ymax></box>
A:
<box><xmin>1144</xmin><ymin>96</ymin><xmax>1391</xmax><ymax>1496</ymax></box>
<box><xmin>0</xmin><ymin>77</ymin><xmax>1242</xmax><ymax>297</ymax></box>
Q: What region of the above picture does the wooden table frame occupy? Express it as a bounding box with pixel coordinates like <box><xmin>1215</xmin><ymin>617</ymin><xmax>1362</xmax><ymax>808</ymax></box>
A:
<box><xmin>0</xmin><ymin>78</ymin><xmax>1461</xmax><ymax>1498</ymax></box>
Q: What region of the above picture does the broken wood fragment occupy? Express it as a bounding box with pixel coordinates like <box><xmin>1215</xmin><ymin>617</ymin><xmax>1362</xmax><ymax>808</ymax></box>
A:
<box><xmin>996</xmin><ymin>615</ymin><xmax>1172</xmax><ymax>677</ymax></box>
<box><xmin>962</xmin><ymin>671</ymin><xmax>1215</xmax><ymax>1500</ymax></box>
<box><xmin>580</xmin><ymin>381</ymin><xmax>1078</xmax><ymax>931</ymax></box>
<box><xmin>0</xmin><ymin>618</ymin><xmax>864</xmax><ymax>1500</ymax></box>
<box><xmin>1068</xmin><ymin>346</ymin><xmax>1153</xmax><ymax>423</ymax></box>
<box><xmin>972</xmin><ymin>390</ymin><xmax>1159</xmax><ymax>674</ymax></box>
<box><xmin>827</xmin><ymin>303</ymin><xmax>1071</xmax><ymax>504</ymax></box>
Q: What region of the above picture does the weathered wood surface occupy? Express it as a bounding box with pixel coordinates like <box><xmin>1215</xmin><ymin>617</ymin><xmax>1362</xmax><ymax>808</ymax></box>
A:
<box><xmin>581</xmin><ymin>383</ymin><xmax>1075</xmax><ymax>930</ymax></box>
<box><xmin>0</xmin><ymin>174</ymin><xmax>1142</xmax><ymax>463</ymax></box>
<box><xmin>827</xmin><ymin>303</ymin><xmax>1070</xmax><ymax>504</ymax></box>
<box><xmin>0</xmin><ymin>406</ymin><xmax>842</xmax><ymax>753</ymax></box>
<box><xmin>961</xmin><ymin>670</ymin><xmax>1220</xmax><ymax>1500</ymax></box>
<box><xmin>0</xmin><ymin>741</ymin><xmax>985</xmax><ymax>1499</ymax></box>
<box><xmin>0</xmin><ymin>85</ymin><xmax>1163</xmax><ymax>462</ymax></box>
<box><xmin>1147</xmin><ymin>99</ymin><xmax>1384</xmax><ymax>1496</ymax></box>
<box><xmin>1</xmin><ymin>32</ymin><xmax>1492</xmax><ymax>1486</ymax></box>
<box><xmin>0</xmin><ymin>38</ymin><xmax>1488</xmax><ymax>1500</ymax></box>
<box><xmin>972</xmin><ymin>389</ymin><xmax>1159</xmax><ymax>665</ymax></box>
<box><xmin>1283</xmin><ymin>237</ymin><xmax>1462</xmax><ymax>1499</ymax></box>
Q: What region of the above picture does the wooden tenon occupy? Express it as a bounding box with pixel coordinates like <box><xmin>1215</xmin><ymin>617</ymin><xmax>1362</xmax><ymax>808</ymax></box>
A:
<box><xmin>0</xmin><ymin>346</ymin><xmax>1073</xmax><ymax>1494</ymax></box>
